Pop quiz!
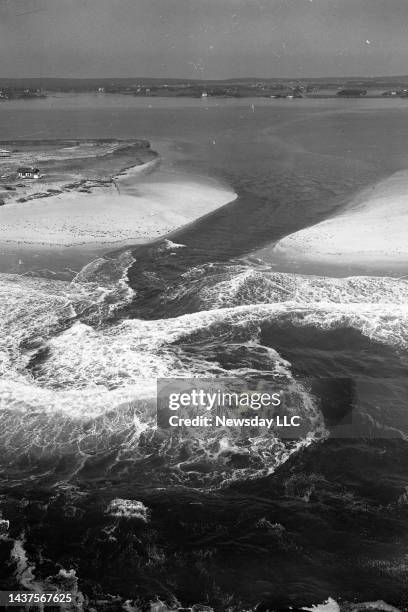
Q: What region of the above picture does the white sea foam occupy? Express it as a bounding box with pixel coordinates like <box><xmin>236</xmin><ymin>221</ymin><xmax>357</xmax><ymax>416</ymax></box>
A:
<box><xmin>1</xmin><ymin>260</ymin><xmax>407</xmax><ymax>482</ymax></box>
<box><xmin>161</xmin><ymin>239</ymin><xmax>186</xmax><ymax>250</ymax></box>
<box><xmin>11</xmin><ymin>537</ymin><xmax>85</xmax><ymax>611</ymax></box>
<box><xmin>106</xmin><ymin>499</ymin><xmax>150</xmax><ymax>522</ymax></box>
<box><xmin>1</xmin><ymin>268</ymin><xmax>408</xmax><ymax>418</ymax></box>
<box><xmin>198</xmin><ymin>267</ymin><xmax>408</xmax><ymax>309</ymax></box>
<box><xmin>302</xmin><ymin>600</ymin><xmax>401</xmax><ymax>612</ymax></box>
<box><xmin>0</xmin><ymin>262</ymin><xmax>320</xmax><ymax>484</ymax></box>
<box><xmin>302</xmin><ymin>598</ymin><xmax>340</xmax><ymax>612</ymax></box>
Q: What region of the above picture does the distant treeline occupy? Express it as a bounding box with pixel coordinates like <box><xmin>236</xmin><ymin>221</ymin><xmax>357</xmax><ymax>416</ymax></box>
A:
<box><xmin>0</xmin><ymin>86</ymin><xmax>46</xmax><ymax>100</ymax></box>
<box><xmin>1</xmin><ymin>76</ymin><xmax>408</xmax><ymax>93</ymax></box>
<box><xmin>336</xmin><ymin>89</ymin><xmax>367</xmax><ymax>97</ymax></box>
<box><xmin>2</xmin><ymin>77</ymin><xmax>408</xmax><ymax>99</ymax></box>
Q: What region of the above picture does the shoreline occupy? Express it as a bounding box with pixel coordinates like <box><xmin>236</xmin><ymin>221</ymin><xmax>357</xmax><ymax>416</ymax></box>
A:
<box><xmin>0</xmin><ymin>144</ymin><xmax>237</xmax><ymax>253</ymax></box>
<box><xmin>271</xmin><ymin>169</ymin><xmax>408</xmax><ymax>274</ymax></box>
<box><xmin>0</xmin><ymin>173</ymin><xmax>236</xmax><ymax>248</ymax></box>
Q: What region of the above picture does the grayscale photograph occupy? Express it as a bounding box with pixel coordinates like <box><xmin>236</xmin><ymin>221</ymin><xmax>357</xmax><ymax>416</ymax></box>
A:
<box><xmin>0</xmin><ymin>1</ymin><xmax>407</xmax><ymax>611</ymax></box>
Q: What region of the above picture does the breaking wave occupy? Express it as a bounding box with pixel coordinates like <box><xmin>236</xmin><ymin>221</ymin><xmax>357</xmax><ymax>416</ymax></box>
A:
<box><xmin>1</xmin><ymin>252</ymin><xmax>408</xmax><ymax>486</ymax></box>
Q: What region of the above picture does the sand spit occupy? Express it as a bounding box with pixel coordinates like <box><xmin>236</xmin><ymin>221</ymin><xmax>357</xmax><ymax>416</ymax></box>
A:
<box><xmin>273</xmin><ymin>169</ymin><xmax>408</xmax><ymax>271</ymax></box>
<box><xmin>0</xmin><ymin>141</ymin><xmax>237</xmax><ymax>248</ymax></box>
<box><xmin>0</xmin><ymin>167</ymin><xmax>236</xmax><ymax>248</ymax></box>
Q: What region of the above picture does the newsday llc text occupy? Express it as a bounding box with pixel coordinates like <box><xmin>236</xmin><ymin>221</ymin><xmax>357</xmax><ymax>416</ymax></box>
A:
<box><xmin>156</xmin><ymin>378</ymin><xmax>316</xmax><ymax>437</ymax></box>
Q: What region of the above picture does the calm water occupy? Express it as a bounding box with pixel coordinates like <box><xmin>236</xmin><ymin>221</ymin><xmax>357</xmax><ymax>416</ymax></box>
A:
<box><xmin>0</xmin><ymin>95</ymin><xmax>408</xmax><ymax>610</ymax></box>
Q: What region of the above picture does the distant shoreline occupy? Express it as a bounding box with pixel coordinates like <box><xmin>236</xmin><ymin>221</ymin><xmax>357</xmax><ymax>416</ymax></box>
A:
<box><xmin>2</xmin><ymin>91</ymin><xmax>406</xmax><ymax>101</ymax></box>
<box><xmin>3</xmin><ymin>75</ymin><xmax>408</xmax><ymax>100</ymax></box>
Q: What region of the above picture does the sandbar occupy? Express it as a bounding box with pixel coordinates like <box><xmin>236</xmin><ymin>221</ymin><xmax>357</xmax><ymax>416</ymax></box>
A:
<box><xmin>272</xmin><ymin>170</ymin><xmax>408</xmax><ymax>272</ymax></box>
<box><xmin>0</xmin><ymin>156</ymin><xmax>236</xmax><ymax>248</ymax></box>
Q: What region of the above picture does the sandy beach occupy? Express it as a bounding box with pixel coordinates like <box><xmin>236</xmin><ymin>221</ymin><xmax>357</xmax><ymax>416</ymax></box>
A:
<box><xmin>0</xmin><ymin>158</ymin><xmax>236</xmax><ymax>248</ymax></box>
<box><xmin>272</xmin><ymin>169</ymin><xmax>408</xmax><ymax>271</ymax></box>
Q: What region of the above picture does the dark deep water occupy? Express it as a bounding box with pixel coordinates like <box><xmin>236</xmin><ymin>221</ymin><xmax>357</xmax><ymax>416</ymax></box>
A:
<box><xmin>0</xmin><ymin>96</ymin><xmax>408</xmax><ymax>611</ymax></box>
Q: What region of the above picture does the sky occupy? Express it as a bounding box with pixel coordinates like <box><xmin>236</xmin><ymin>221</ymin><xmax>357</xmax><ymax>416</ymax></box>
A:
<box><xmin>0</xmin><ymin>0</ymin><xmax>407</xmax><ymax>79</ymax></box>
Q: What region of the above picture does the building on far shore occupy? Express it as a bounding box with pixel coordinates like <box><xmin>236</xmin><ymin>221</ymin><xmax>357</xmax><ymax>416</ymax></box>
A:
<box><xmin>17</xmin><ymin>166</ymin><xmax>40</xmax><ymax>179</ymax></box>
<box><xmin>0</xmin><ymin>149</ymin><xmax>10</xmax><ymax>157</ymax></box>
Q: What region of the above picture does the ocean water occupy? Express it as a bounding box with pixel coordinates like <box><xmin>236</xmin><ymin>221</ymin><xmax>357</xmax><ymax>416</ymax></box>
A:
<box><xmin>0</xmin><ymin>95</ymin><xmax>408</xmax><ymax>610</ymax></box>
